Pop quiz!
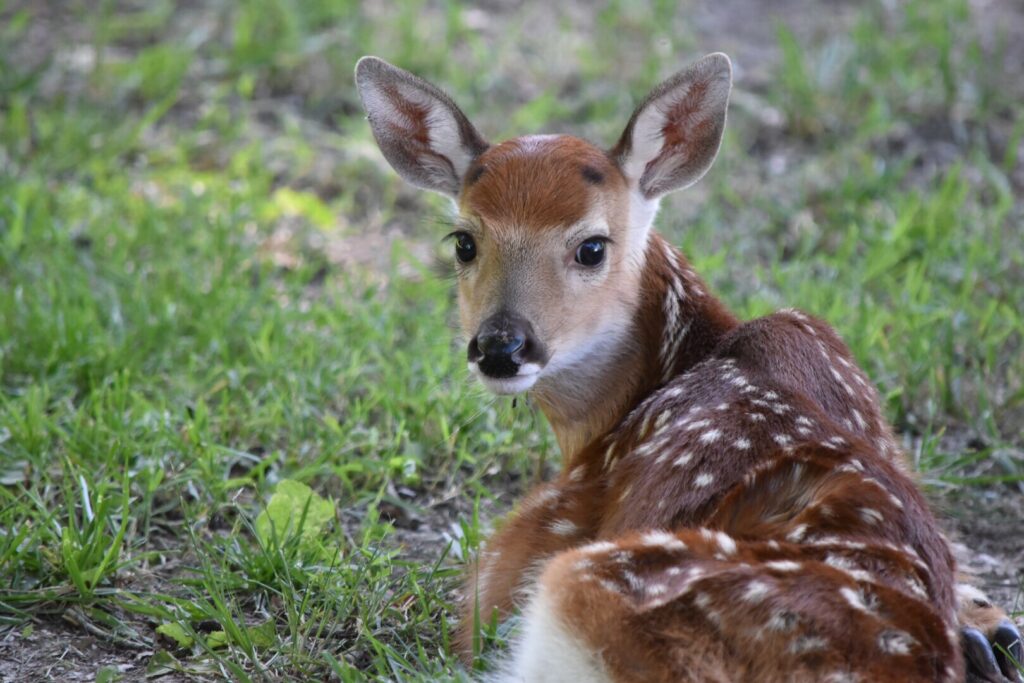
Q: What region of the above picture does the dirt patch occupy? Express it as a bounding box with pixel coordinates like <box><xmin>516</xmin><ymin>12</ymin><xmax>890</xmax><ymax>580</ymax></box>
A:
<box><xmin>941</xmin><ymin>487</ymin><xmax>1024</xmax><ymax>613</ymax></box>
<box><xmin>0</xmin><ymin>620</ymin><xmax>191</xmax><ymax>683</ymax></box>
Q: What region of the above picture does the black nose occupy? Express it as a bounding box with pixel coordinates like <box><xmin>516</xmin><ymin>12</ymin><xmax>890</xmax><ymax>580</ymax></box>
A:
<box><xmin>478</xmin><ymin>329</ymin><xmax>525</xmax><ymax>358</ymax></box>
<box><xmin>468</xmin><ymin>312</ymin><xmax>544</xmax><ymax>379</ymax></box>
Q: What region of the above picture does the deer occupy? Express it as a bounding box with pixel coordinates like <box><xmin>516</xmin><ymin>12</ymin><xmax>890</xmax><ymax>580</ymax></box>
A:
<box><xmin>354</xmin><ymin>53</ymin><xmax>1022</xmax><ymax>682</ymax></box>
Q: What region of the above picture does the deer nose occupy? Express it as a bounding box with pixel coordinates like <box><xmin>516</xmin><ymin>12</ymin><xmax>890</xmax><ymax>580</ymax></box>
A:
<box><xmin>478</xmin><ymin>329</ymin><xmax>525</xmax><ymax>358</ymax></box>
<box><xmin>468</xmin><ymin>313</ymin><xmax>540</xmax><ymax>378</ymax></box>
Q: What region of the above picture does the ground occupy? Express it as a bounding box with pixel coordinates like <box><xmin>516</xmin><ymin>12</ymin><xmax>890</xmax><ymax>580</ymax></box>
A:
<box><xmin>0</xmin><ymin>0</ymin><xmax>1022</xmax><ymax>681</ymax></box>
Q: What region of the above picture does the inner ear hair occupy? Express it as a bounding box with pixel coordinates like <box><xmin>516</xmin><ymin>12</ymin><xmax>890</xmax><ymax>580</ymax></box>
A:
<box><xmin>355</xmin><ymin>57</ymin><xmax>489</xmax><ymax>198</ymax></box>
<box><xmin>611</xmin><ymin>53</ymin><xmax>733</xmax><ymax>200</ymax></box>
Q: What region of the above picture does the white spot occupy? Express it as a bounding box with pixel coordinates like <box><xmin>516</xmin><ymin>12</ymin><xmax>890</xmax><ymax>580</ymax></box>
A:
<box><xmin>611</xmin><ymin>550</ymin><xmax>633</xmax><ymax>564</ymax></box>
<box><xmin>621</xmin><ymin>569</ymin><xmax>644</xmax><ymax>592</ymax></box>
<box><xmin>699</xmin><ymin>429</ymin><xmax>722</xmax><ymax>444</ymax></box>
<box><xmin>672</xmin><ymin>452</ymin><xmax>694</xmax><ymax>468</ymax></box>
<box><xmin>734</xmin><ymin>437</ymin><xmax>752</xmax><ymax>450</ymax></box>
<box><xmin>765</xmin><ymin>560</ymin><xmax>801</xmax><ymax>572</ymax></box>
<box><xmin>825</xmin><ymin>554</ymin><xmax>856</xmax><ymax>571</ymax></box>
<box><xmin>715</xmin><ymin>402</ymin><xmax>730</xmax><ymax>411</ymax></box>
<box><xmin>581</xmin><ymin>541</ymin><xmax>617</xmax><ymax>556</ymax></box>
<box><xmin>715</xmin><ymin>531</ymin><xmax>737</xmax><ymax>555</ymax></box>
<box><xmin>766</xmin><ymin>610</ymin><xmax>798</xmax><ymax>632</ymax></box>
<box><xmin>549</xmin><ymin>519</ymin><xmax>579</xmax><ymax>536</ymax></box>
<box><xmin>568</xmin><ymin>466</ymin><xmax>584</xmax><ymax>483</ymax></box>
<box><xmin>654</xmin><ymin>450</ymin><xmax>674</xmax><ymax>465</ymax></box>
<box><xmin>742</xmin><ymin>580</ymin><xmax>772</xmax><ymax>603</ymax></box>
<box><xmin>633</xmin><ymin>440</ymin><xmax>661</xmax><ymax>459</ymax></box>
<box><xmin>641</xmin><ymin>531</ymin><xmax>687</xmax><ymax>551</ymax></box>
<box><xmin>685</xmin><ymin>418</ymin><xmax>712</xmax><ymax>432</ymax></box>
<box><xmin>851</xmin><ymin>409</ymin><xmax>867</xmax><ymax>430</ymax></box>
<box><xmin>747</xmin><ymin>412</ymin><xmax>766</xmax><ymax>422</ymax></box>
<box><xmin>789</xmin><ymin>636</ymin><xmax>828</xmax><ymax>654</ymax></box>
<box><xmin>878</xmin><ymin>630</ymin><xmax>916</xmax><ymax>656</ymax></box>
<box><xmin>773</xmin><ymin>433</ymin><xmax>793</xmax><ymax>447</ymax></box>
<box><xmin>795</xmin><ymin>415</ymin><xmax>814</xmax><ymax>427</ymax></box>
<box><xmin>859</xmin><ymin>508</ymin><xmax>883</xmax><ymax>525</ymax></box>
<box><xmin>573</xmin><ymin>556</ymin><xmax>596</xmax><ymax>572</ymax></box>
<box><xmin>786</xmin><ymin>524</ymin><xmax>809</xmax><ymax>542</ymax></box>
<box><xmin>823</xmin><ymin>672</ymin><xmax>860</xmax><ymax>683</ymax></box>
<box><xmin>840</xmin><ymin>586</ymin><xmax>868</xmax><ymax>612</ymax></box>
<box><xmin>694</xmin><ymin>473</ymin><xmax>715</xmax><ymax>487</ymax></box>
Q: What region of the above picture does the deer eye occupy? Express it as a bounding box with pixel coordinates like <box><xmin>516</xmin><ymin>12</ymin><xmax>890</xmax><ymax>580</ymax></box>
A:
<box><xmin>454</xmin><ymin>232</ymin><xmax>477</xmax><ymax>263</ymax></box>
<box><xmin>575</xmin><ymin>237</ymin><xmax>607</xmax><ymax>267</ymax></box>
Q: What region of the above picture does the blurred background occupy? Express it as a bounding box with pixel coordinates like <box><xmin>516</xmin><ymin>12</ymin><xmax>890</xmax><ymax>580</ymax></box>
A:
<box><xmin>0</xmin><ymin>0</ymin><xmax>1022</xmax><ymax>680</ymax></box>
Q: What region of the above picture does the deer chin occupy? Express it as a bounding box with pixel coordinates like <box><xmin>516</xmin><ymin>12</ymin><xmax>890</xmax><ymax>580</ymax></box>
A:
<box><xmin>469</xmin><ymin>361</ymin><xmax>542</xmax><ymax>395</ymax></box>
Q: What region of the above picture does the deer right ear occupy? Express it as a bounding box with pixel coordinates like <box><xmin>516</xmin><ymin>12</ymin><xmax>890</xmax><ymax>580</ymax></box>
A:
<box><xmin>355</xmin><ymin>57</ymin><xmax>489</xmax><ymax>198</ymax></box>
<box><xmin>611</xmin><ymin>53</ymin><xmax>732</xmax><ymax>201</ymax></box>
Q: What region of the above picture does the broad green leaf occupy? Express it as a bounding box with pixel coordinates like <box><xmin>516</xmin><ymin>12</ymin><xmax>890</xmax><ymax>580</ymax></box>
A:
<box><xmin>156</xmin><ymin>622</ymin><xmax>194</xmax><ymax>649</ymax></box>
<box><xmin>254</xmin><ymin>479</ymin><xmax>336</xmax><ymax>554</ymax></box>
<box><xmin>206</xmin><ymin>630</ymin><xmax>229</xmax><ymax>649</ymax></box>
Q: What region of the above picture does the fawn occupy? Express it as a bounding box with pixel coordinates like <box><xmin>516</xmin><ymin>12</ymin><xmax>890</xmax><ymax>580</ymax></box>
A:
<box><xmin>355</xmin><ymin>53</ymin><xmax>1021</xmax><ymax>682</ymax></box>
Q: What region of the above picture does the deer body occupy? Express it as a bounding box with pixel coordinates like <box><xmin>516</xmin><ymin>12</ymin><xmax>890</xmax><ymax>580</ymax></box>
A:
<box><xmin>355</xmin><ymin>54</ymin><xmax>1021</xmax><ymax>682</ymax></box>
<box><xmin>463</xmin><ymin>239</ymin><xmax>960</xmax><ymax>682</ymax></box>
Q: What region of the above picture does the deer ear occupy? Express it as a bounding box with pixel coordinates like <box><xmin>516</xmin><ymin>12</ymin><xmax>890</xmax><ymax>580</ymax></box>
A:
<box><xmin>612</xmin><ymin>53</ymin><xmax>732</xmax><ymax>200</ymax></box>
<box><xmin>355</xmin><ymin>57</ymin><xmax>489</xmax><ymax>198</ymax></box>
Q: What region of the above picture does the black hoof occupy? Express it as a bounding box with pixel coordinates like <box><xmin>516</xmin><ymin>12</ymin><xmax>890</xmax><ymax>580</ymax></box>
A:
<box><xmin>994</xmin><ymin>620</ymin><xmax>1023</xmax><ymax>682</ymax></box>
<box><xmin>964</xmin><ymin>626</ymin><xmax>1005</xmax><ymax>682</ymax></box>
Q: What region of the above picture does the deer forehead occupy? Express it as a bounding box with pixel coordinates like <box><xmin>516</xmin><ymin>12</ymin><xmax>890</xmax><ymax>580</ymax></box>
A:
<box><xmin>459</xmin><ymin>135</ymin><xmax>628</xmax><ymax>232</ymax></box>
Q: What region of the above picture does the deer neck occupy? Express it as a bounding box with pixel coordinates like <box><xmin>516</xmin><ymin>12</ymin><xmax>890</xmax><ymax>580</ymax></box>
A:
<box><xmin>532</xmin><ymin>233</ymin><xmax>739</xmax><ymax>465</ymax></box>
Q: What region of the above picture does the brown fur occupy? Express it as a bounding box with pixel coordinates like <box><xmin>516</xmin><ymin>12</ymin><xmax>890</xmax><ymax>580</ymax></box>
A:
<box><xmin>462</xmin><ymin>136</ymin><xmax>626</xmax><ymax>230</ymax></box>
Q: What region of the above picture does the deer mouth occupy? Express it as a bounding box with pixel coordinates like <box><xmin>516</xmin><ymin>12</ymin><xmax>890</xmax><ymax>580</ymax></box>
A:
<box><xmin>468</xmin><ymin>361</ymin><xmax>542</xmax><ymax>395</ymax></box>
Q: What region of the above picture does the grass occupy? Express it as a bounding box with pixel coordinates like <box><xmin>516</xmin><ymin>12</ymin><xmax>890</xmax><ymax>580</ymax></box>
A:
<box><xmin>0</xmin><ymin>0</ymin><xmax>1022</xmax><ymax>680</ymax></box>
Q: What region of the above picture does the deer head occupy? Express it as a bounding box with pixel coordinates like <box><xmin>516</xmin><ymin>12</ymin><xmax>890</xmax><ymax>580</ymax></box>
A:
<box><xmin>356</xmin><ymin>54</ymin><xmax>733</xmax><ymax>451</ymax></box>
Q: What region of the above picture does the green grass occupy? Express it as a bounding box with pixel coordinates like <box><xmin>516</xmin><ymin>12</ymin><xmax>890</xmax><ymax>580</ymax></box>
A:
<box><xmin>1</xmin><ymin>0</ymin><xmax>1022</xmax><ymax>680</ymax></box>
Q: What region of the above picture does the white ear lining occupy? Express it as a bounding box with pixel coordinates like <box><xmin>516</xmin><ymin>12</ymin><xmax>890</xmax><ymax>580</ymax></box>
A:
<box><xmin>621</xmin><ymin>104</ymin><xmax>668</xmax><ymax>185</ymax></box>
<box><xmin>355</xmin><ymin>57</ymin><xmax>488</xmax><ymax>197</ymax></box>
<box><xmin>614</xmin><ymin>53</ymin><xmax>732</xmax><ymax>201</ymax></box>
<box><xmin>421</xmin><ymin>98</ymin><xmax>474</xmax><ymax>180</ymax></box>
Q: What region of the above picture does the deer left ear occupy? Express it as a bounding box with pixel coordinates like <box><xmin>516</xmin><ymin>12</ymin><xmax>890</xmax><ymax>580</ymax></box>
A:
<box><xmin>355</xmin><ymin>57</ymin><xmax>489</xmax><ymax>198</ymax></box>
<box><xmin>611</xmin><ymin>53</ymin><xmax>732</xmax><ymax>200</ymax></box>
